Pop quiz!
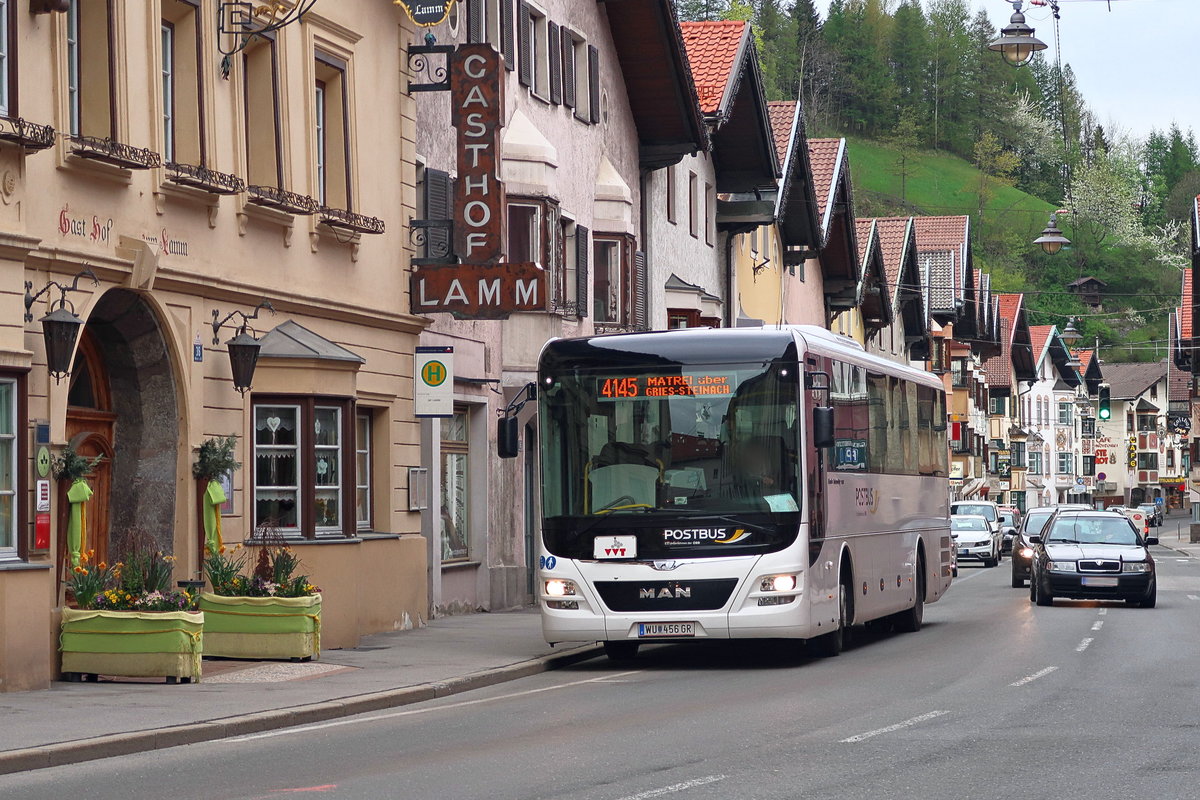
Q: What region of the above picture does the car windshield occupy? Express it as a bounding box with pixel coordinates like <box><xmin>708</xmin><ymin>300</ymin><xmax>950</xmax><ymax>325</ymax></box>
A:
<box><xmin>1024</xmin><ymin>510</ymin><xmax>1054</xmax><ymax>535</ymax></box>
<box><xmin>1046</xmin><ymin>516</ymin><xmax>1139</xmax><ymax>546</ymax></box>
<box><xmin>952</xmin><ymin>504</ymin><xmax>996</xmax><ymax>521</ymax></box>
<box><xmin>951</xmin><ymin>517</ymin><xmax>987</xmax><ymax>531</ymax></box>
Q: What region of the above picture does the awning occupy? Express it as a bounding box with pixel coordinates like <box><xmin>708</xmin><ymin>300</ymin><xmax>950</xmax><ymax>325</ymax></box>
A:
<box><xmin>962</xmin><ymin>477</ymin><xmax>986</xmax><ymax>498</ymax></box>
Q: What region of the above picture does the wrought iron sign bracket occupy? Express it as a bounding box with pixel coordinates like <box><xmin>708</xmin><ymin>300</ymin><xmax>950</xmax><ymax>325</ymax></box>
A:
<box><xmin>409</xmin><ymin>217</ymin><xmax>454</xmax><ymax>265</ymax></box>
<box><xmin>211</xmin><ymin>299</ymin><xmax>274</xmax><ymax>345</ymax></box>
<box><xmin>24</xmin><ymin>268</ymin><xmax>98</xmax><ymax>323</ymax></box>
<box><xmin>408</xmin><ymin>44</ymin><xmax>454</xmax><ymax>92</ymax></box>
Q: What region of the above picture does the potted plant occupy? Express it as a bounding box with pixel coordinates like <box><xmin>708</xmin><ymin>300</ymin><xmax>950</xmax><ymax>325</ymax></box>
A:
<box><xmin>60</xmin><ymin>533</ymin><xmax>203</xmax><ymax>684</ymax></box>
<box><xmin>199</xmin><ymin>527</ymin><xmax>322</xmax><ymax>661</ymax></box>
<box><xmin>52</xmin><ymin>446</ymin><xmax>103</xmax><ymax>569</ymax></box>
<box><xmin>193</xmin><ymin>434</ymin><xmax>240</xmax><ymax>556</ymax></box>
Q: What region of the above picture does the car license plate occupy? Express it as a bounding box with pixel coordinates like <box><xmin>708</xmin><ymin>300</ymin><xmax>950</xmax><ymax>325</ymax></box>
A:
<box><xmin>638</xmin><ymin>622</ymin><xmax>695</xmax><ymax>638</ymax></box>
<box><xmin>594</xmin><ymin>535</ymin><xmax>637</xmax><ymax>559</ymax></box>
<box><xmin>1081</xmin><ymin>576</ymin><xmax>1119</xmax><ymax>587</ymax></box>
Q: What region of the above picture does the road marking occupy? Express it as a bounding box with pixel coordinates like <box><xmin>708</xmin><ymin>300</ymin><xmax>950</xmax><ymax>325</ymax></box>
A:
<box><xmin>1178</xmin><ymin>559</ymin><xmax>1192</xmax><ymax>563</ymax></box>
<box><xmin>615</xmin><ymin>775</ymin><xmax>728</xmax><ymax>800</ymax></box>
<box><xmin>1076</xmin><ymin>638</ymin><xmax>1093</xmax><ymax>652</ymax></box>
<box><xmin>953</xmin><ymin>569</ymin><xmax>987</xmax><ymax>582</ymax></box>
<box><xmin>1010</xmin><ymin>666</ymin><xmax>1058</xmax><ymax>687</ymax></box>
<box><xmin>1189</xmin><ymin>595</ymin><xmax>1200</xmax><ymax>601</ymax></box>
<box><xmin>226</xmin><ymin>670</ymin><xmax>644</xmax><ymax>742</ymax></box>
<box><xmin>1098</xmin><ymin>608</ymin><xmax>1107</xmax><ymax>616</ymax></box>
<box><xmin>1091</xmin><ymin>621</ymin><xmax>1103</xmax><ymax>631</ymax></box>
<box><xmin>840</xmin><ymin>710</ymin><xmax>950</xmax><ymax>743</ymax></box>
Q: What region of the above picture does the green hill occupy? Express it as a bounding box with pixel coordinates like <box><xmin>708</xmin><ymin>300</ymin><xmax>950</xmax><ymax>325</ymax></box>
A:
<box><xmin>844</xmin><ymin>136</ymin><xmax>1058</xmax><ymax>241</ymax></box>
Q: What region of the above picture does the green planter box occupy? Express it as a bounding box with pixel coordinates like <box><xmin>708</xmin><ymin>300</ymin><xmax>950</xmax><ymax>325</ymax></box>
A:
<box><xmin>60</xmin><ymin>608</ymin><xmax>205</xmax><ymax>683</ymax></box>
<box><xmin>198</xmin><ymin>593</ymin><xmax>322</xmax><ymax>661</ymax></box>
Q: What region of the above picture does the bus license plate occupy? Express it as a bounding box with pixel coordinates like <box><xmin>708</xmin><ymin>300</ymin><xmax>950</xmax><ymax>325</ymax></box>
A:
<box><xmin>1081</xmin><ymin>576</ymin><xmax>1119</xmax><ymax>587</ymax></box>
<box><xmin>638</xmin><ymin>622</ymin><xmax>695</xmax><ymax>638</ymax></box>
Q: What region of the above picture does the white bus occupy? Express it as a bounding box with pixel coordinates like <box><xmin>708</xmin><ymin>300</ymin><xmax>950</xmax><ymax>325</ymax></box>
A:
<box><xmin>532</xmin><ymin>325</ymin><xmax>952</xmax><ymax>660</ymax></box>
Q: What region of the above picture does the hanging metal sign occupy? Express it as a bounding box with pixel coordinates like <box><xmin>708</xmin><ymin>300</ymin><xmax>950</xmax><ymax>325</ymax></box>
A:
<box><xmin>451</xmin><ymin>43</ymin><xmax>505</xmax><ymax>264</ymax></box>
<box><xmin>394</xmin><ymin>0</ymin><xmax>456</xmax><ymax>27</ymax></box>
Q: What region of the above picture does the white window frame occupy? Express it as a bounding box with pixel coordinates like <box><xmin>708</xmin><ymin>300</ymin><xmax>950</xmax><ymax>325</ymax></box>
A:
<box><xmin>1057</xmin><ymin>451</ymin><xmax>1073</xmax><ymax>475</ymax></box>
<box><xmin>0</xmin><ymin>379</ymin><xmax>14</xmax><ymax>557</ymax></box>
<box><xmin>314</xmin><ymin>80</ymin><xmax>326</xmax><ymax>205</ymax></box>
<box><xmin>254</xmin><ymin>404</ymin><xmax>303</xmax><ymax>534</ymax></box>
<box><xmin>355</xmin><ymin>411</ymin><xmax>371</xmax><ymax>530</ymax></box>
<box><xmin>66</xmin><ymin>0</ymin><xmax>80</xmax><ymax>135</ymax></box>
<box><xmin>1057</xmin><ymin>401</ymin><xmax>1072</xmax><ymax>425</ymax></box>
<box><xmin>314</xmin><ymin>405</ymin><xmax>343</xmax><ymax>534</ymax></box>
<box><xmin>161</xmin><ymin>22</ymin><xmax>174</xmax><ymax>161</ymax></box>
<box><xmin>0</xmin><ymin>0</ymin><xmax>10</xmax><ymax>119</ymax></box>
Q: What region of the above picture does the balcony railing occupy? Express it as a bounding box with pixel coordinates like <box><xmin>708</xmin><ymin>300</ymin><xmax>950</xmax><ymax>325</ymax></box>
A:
<box><xmin>166</xmin><ymin>162</ymin><xmax>245</xmax><ymax>195</ymax></box>
<box><xmin>246</xmin><ymin>185</ymin><xmax>319</xmax><ymax>215</ymax></box>
<box><xmin>318</xmin><ymin>206</ymin><xmax>385</xmax><ymax>235</ymax></box>
<box><xmin>0</xmin><ymin>116</ymin><xmax>55</xmax><ymax>151</ymax></box>
<box><xmin>69</xmin><ymin>136</ymin><xmax>161</xmax><ymax>169</ymax></box>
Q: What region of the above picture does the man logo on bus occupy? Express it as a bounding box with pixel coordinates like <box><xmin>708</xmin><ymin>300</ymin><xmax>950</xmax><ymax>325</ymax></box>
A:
<box><xmin>640</xmin><ymin>585</ymin><xmax>692</xmax><ymax>599</ymax></box>
<box><xmin>662</xmin><ymin>527</ymin><xmax>750</xmax><ymax>543</ymax></box>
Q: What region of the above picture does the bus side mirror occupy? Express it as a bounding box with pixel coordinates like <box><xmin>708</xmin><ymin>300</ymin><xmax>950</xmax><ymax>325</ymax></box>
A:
<box><xmin>813</xmin><ymin>407</ymin><xmax>835</xmax><ymax>449</ymax></box>
<box><xmin>497</xmin><ymin>417</ymin><xmax>520</xmax><ymax>459</ymax></box>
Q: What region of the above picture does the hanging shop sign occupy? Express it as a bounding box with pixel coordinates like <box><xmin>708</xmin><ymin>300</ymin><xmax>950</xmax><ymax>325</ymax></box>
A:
<box><xmin>394</xmin><ymin>0</ymin><xmax>456</xmax><ymax>27</ymax></box>
<box><xmin>451</xmin><ymin>43</ymin><xmax>505</xmax><ymax>264</ymax></box>
<box><xmin>412</xmin><ymin>262</ymin><xmax>544</xmax><ymax>318</ymax></box>
<box><xmin>414</xmin><ymin>346</ymin><xmax>454</xmax><ymax>417</ymax></box>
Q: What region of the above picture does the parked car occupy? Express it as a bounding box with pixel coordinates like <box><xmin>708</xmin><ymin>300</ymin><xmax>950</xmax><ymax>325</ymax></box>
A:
<box><xmin>951</xmin><ymin>514</ymin><xmax>1001</xmax><ymax>568</ymax></box>
<box><xmin>1137</xmin><ymin>503</ymin><xmax>1162</xmax><ymax>526</ymax></box>
<box><xmin>1114</xmin><ymin>507</ymin><xmax>1151</xmax><ymax>537</ymax></box>
<box><xmin>1028</xmin><ymin>509</ymin><xmax>1158</xmax><ymax>607</ymax></box>
<box><xmin>1010</xmin><ymin>504</ymin><xmax>1090</xmax><ymax>588</ymax></box>
<box><xmin>997</xmin><ymin>507</ymin><xmax>1021</xmax><ymax>553</ymax></box>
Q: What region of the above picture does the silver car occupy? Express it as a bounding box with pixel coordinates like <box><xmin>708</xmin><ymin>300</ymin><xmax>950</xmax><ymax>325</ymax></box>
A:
<box><xmin>951</xmin><ymin>514</ymin><xmax>1001</xmax><ymax>567</ymax></box>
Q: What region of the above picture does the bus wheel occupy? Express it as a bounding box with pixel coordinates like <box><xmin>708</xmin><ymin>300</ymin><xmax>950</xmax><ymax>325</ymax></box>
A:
<box><xmin>811</xmin><ymin>583</ymin><xmax>847</xmax><ymax>658</ymax></box>
<box><xmin>893</xmin><ymin>558</ymin><xmax>925</xmax><ymax>633</ymax></box>
<box><xmin>603</xmin><ymin>641</ymin><xmax>639</xmax><ymax>663</ymax></box>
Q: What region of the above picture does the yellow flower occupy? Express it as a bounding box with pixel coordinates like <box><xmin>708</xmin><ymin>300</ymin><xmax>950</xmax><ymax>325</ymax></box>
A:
<box><xmin>73</xmin><ymin>566</ymin><xmax>84</xmax><ymax>574</ymax></box>
<box><xmin>219</xmin><ymin>546</ymin><xmax>227</xmax><ymax>554</ymax></box>
<box><xmin>98</xmin><ymin>562</ymin><xmax>107</xmax><ymax>571</ymax></box>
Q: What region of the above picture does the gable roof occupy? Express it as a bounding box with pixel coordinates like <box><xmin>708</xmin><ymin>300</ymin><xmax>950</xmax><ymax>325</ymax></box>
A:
<box><xmin>1067</xmin><ymin>276</ymin><xmax>1107</xmax><ymax>288</ymax></box>
<box><xmin>679</xmin><ymin>20</ymin><xmax>778</xmax><ymax>191</ymax></box>
<box><xmin>606</xmin><ymin>0</ymin><xmax>709</xmax><ymax>168</ymax></box>
<box><xmin>808</xmin><ymin>138</ymin><xmax>859</xmax><ymax>305</ymax></box>
<box><xmin>987</xmin><ymin>293</ymin><xmax>1035</xmax><ymax>384</ymax></box>
<box><xmin>914</xmin><ymin>216</ymin><xmax>971</xmax><ymax>322</ymax></box>
<box><xmin>766</xmin><ymin>99</ymin><xmax>821</xmax><ymax>254</ymax></box>
<box><xmin>1102</xmin><ymin>361</ymin><xmax>1167</xmax><ymax>401</ymax></box>
<box><xmin>852</xmin><ymin>218</ymin><xmax>890</xmax><ymax>329</ymax></box>
<box><xmin>1029</xmin><ymin>324</ymin><xmax>1080</xmax><ymax>386</ymax></box>
<box><xmin>259</xmin><ymin>320</ymin><xmax>365</xmax><ymax>363</ymax></box>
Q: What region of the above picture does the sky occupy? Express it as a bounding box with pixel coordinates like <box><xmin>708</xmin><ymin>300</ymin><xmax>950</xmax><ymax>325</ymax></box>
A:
<box><xmin>813</xmin><ymin>0</ymin><xmax>1200</xmax><ymax>144</ymax></box>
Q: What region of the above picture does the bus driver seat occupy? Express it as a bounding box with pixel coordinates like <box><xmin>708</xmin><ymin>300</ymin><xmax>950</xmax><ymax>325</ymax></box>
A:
<box><xmin>586</xmin><ymin>442</ymin><xmax>663</xmax><ymax>513</ymax></box>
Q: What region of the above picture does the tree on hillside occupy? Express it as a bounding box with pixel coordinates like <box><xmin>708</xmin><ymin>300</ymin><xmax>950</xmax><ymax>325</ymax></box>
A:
<box><xmin>887</xmin><ymin>107</ymin><xmax>923</xmax><ymax>203</ymax></box>
<box><xmin>674</xmin><ymin>0</ymin><xmax>730</xmax><ymax>22</ymax></box>
<box><xmin>924</xmin><ymin>0</ymin><xmax>972</xmax><ymax>152</ymax></box>
<box><xmin>973</xmin><ymin>130</ymin><xmax>1019</xmax><ymax>239</ymax></box>
<box><xmin>823</xmin><ymin>0</ymin><xmax>895</xmax><ymax>135</ymax></box>
<box><xmin>890</xmin><ymin>0</ymin><xmax>929</xmax><ymax>135</ymax></box>
<box><xmin>756</xmin><ymin>0</ymin><xmax>793</xmax><ymax>101</ymax></box>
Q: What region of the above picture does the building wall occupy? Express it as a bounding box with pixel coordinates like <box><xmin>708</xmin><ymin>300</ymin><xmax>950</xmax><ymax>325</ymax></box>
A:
<box><xmin>0</xmin><ymin>1</ymin><xmax>426</xmax><ymax>690</ymax></box>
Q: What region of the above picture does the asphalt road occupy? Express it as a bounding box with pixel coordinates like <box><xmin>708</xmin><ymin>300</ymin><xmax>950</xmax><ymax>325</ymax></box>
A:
<box><xmin>7</xmin><ymin>547</ymin><xmax>1200</xmax><ymax>800</ymax></box>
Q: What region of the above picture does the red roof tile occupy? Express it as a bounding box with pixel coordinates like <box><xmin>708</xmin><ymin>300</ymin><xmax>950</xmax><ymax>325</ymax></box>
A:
<box><xmin>997</xmin><ymin>293</ymin><xmax>1021</xmax><ymax>325</ymax></box>
<box><xmin>766</xmin><ymin>101</ymin><xmax>794</xmax><ymax>164</ymax></box>
<box><xmin>1182</xmin><ymin>268</ymin><xmax>1193</xmax><ymax>340</ymax></box>
<box><xmin>868</xmin><ymin>217</ymin><xmax>911</xmax><ymax>295</ymax></box>
<box><xmin>1075</xmin><ymin>349</ymin><xmax>1093</xmax><ymax>372</ymax></box>
<box><xmin>913</xmin><ymin>215</ymin><xmax>969</xmax><ymax>250</ymax></box>
<box><xmin>1029</xmin><ymin>325</ymin><xmax>1052</xmax><ymax>363</ymax></box>
<box><xmin>807</xmin><ymin>138</ymin><xmax>842</xmax><ymax>228</ymax></box>
<box><xmin>983</xmin><ymin>316</ymin><xmax>1012</xmax><ymax>386</ymax></box>
<box><xmin>854</xmin><ymin>218</ymin><xmax>874</xmax><ymax>264</ymax></box>
<box><xmin>679</xmin><ymin>21</ymin><xmax>745</xmax><ymax>115</ymax></box>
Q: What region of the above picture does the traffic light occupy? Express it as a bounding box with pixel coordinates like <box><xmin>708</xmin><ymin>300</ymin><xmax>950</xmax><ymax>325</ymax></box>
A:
<box><xmin>1098</xmin><ymin>383</ymin><xmax>1111</xmax><ymax>421</ymax></box>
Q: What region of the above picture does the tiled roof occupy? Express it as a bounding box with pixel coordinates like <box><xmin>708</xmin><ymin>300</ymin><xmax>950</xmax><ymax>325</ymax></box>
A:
<box><xmin>1169</xmin><ymin>346</ymin><xmax>1189</xmax><ymax>402</ymax></box>
<box><xmin>1030</xmin><ymin>325</ymin><xmax>1052</xmax><ymax>364</ymax></box>
<box><xmin>997</xmin><ymin>293</ymin><xmax>1021</xmax><ymax>326</ymax></box>
<box><xmin>869</xmin><ymin>217</ymin><xmax>912</xmax><ymax>300</ymax></box>
<box><xmin>1101</xmin><ymin>361</ymin><xmax>1168</xmax><ymax>401</ymax></box>
<box><xmin>854</xmin><ymin>218</ymin><xmax>874</xmax><ymax>264</ymax></box>
<box><xmin>766</xmin><ymin>101</ymin><xmax>794</xmax><ymax>164</ymax></box>
<box><xmin>914</xmin><ymin>216</ymin><xmax>969</xmax><ymax>314</ymax></box>
<box><xmin>679</xmin><ymin>21</ymin><xmax>745</xmax><ymax>115</ymax></box>
<box><xmin>1075</xmin><ymin>349</ymin><xmax>1093</xmax><ymax>373</ymax></box>
<box><xmin>983</xmin><ymin>316</ymin><xmax>1012</xmax><ymax>387</ymax></box>
<box><xmin>1182</xmin><ymin>268</ymin><xmax>1193</xmax><ymax>340</ymax></box>
<box><xmin>808</xmin><ymin>138</ymin><xmax>842</xmax><ymax>231</ymax></box>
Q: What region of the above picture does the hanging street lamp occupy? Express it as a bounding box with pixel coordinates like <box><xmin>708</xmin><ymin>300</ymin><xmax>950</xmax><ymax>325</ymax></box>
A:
<box><xmin>1060</xmin><ymin>316</ymin><xmax>1082</xmax><ymax>348</ymax></box>
<box><xmin>988</xmin><ymin>1</ymin><xmax>1049</xmax><ymax>67</ymax></box>
<box><xmin>1034</xmin><ymin>213</ymin><xmax>1070</xmax><ymax>255</ymax></box>
<box><xmin>24</xmin><ymin>268</ymin><xmax>99</xmax><ymax>383</ymax></box>
<box><xmin>211</xmin><ymin>300</ymin><xmax>275</xmax><ymax>395</ymax></box>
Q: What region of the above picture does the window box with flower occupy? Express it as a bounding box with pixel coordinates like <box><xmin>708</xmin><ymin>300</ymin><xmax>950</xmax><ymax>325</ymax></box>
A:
<box><xmin>199</xmin><ymin>533</ymin><xmax>322</xmax><ymax>661</ymax></box>
<box><xmin>60</xmin><ymin>542</ymin><xmax>203</xmax><ymax>684</ymax></box>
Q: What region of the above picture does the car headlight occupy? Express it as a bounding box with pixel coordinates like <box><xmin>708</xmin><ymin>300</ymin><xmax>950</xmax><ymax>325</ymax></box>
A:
<box><xmin>1019</xmin><ymin>547</ymin><xmax>1034</xmax><ymax>558</ymax></box>
<box><xmin>1047</xmin><ymin>561</ymin><xmax>1077</xmax><ymax>572</ymax></box>
<box><xmin>1122</xmin><ymin>562</ymin><xmax>1152</xmax><ymax>573</ymax></box>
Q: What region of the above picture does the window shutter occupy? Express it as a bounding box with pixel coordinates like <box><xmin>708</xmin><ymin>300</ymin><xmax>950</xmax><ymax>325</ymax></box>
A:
<box><xmin>517</xmin><ymin>2</ymin><xmax>532</xmax><ymax>88</ymax></box>
<box><xmin>424</xmin><ymin>168</ymin><xmax>452</xmax><ymax>263</ymax></box>
<box><xmin>547</xmin><ymin>22</ymin><xmax>561</xmax><ymax>105</ymax></box>
<box><xmin>500</xmin><ymin>0</ymin><xmax>515</xmax><ymax>71</ymax></box>
<box><xmin>467</xmin><ymin>0</ymin><xmax>484</xmax><ymax>44</ymax></box>
<box><xmin>575</xmin><ymin>224</ymin><xmax>589</xmax><ymax>318</ymax></box>
<box><xmin>561</xmin><ymin>31</ymin><xmax>576</xmax><ymax>109</ymax></box>
<box><xmin>633</xmin><ymin>250</ymin><xmax>648</xmax><ymax>330</ymax></box>
<box><xmin>587</xmin><ymin>45</ymin><xmax>600</xmax><ymax>124</ymax></box>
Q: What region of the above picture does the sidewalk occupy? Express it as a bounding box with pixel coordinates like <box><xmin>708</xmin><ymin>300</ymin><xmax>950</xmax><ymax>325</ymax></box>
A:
<box><xmin>0</xmin><ymin>608</ymin><xmax>602</xmax><ymax>775</ymax></box>
<box><xmin>1154</xmin><ymin>509</ymin><xmax>1200</xmax><ymax>557</ymax></box>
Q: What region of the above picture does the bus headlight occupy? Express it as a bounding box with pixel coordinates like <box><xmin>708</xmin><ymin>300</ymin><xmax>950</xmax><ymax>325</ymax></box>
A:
<box><xmin>545</xmin><ymin>579</ymin><xmax>577</xmax><ymax>597</ymax></box>
<box><xmin>760</xmin><ymin>574</ymin><xmax>797</xmax><ymax>592</ymax></box>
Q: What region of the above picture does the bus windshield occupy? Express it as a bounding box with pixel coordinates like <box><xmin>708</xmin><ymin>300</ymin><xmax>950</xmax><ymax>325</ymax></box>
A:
<box><xmin>540</xmin><ymin>360</ymin><xmax>801</xmax><ymax>520</ymax></box>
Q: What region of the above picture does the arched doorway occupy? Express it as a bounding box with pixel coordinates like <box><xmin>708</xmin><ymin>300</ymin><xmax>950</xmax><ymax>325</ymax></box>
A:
<box><xmin>58</xmin><ymin>290</ymin><xmax>180</xmax><ymax>585</ymax></box>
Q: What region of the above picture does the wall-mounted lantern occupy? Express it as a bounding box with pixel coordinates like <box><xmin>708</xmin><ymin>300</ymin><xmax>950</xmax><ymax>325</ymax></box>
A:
<box><xmin>211</xmin><ymin>300</ymin><xmax>274</xmax><ymax>395</ymax></box>
<box><xmin>24</xmin><ymin>268</ymin><xmax>99</xmax><ymax>383</ymax></box>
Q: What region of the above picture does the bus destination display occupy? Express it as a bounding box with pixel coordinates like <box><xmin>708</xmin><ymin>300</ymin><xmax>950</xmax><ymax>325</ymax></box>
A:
<box><xmin>598</xmin><ymin>374</ymin><xmax>733</xmax><ymax>401</ymax></box>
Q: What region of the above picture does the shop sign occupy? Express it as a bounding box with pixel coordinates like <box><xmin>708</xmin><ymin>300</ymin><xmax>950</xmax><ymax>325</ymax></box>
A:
<box><xmin>414</xmin><ymin>346</ymin><xmax>454</xmax><ymax>417</ymax></box>
<box><xmin>412</xmin><ymin>262</ymin><xmax>544</xmax><ymax>318</ymax></box>
<box><xmin>451</xmin><ymin>43</ymin><xmax>505</xmax><ymax>264</ymax></box>
<box><xmin>59</xmin><ymin>204</ymin><xmax>113</xmax><ymax>244</ymax></box>
<box><xmin>394</xmin><ymin>0</ymin><xmax>456</xmax><ymax>26</ymax></box>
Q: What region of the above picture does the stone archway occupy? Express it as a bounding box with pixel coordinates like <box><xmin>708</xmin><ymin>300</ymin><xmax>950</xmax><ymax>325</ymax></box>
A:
<box><xmin>67</xmin><ymin>289</ymin><xmax>181</xmax><ymax>561</ymax></box>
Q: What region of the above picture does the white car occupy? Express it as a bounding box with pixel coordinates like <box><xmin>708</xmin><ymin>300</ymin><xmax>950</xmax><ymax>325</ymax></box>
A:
<box><xmin>951</xmin><ymin>514</ymin><xmax>1002</xmax><ymax>567</ymax></box>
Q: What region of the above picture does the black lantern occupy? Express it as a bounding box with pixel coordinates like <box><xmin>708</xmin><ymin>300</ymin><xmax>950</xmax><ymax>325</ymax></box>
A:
<box><xmin>212</xmin><ymin>300</ymin><xmax>274</xmax><ymax>396</ymax></box>
<box><xmin>988</xmin><ymin>2</ymin><xmax>1048</xmax><ymax>67</ymax></box>
<box><xmin>24</xmin><ymin>268</ymin><xmax>99</xmax><ymax>384</ymax></box>
<box><xmin>225</xmin><ymin>329</ymin><xmax>262</xmax><ymax>396</ymax></box>
<box><xmin>1033</xmin><ymin>214</ymin><xmax>1070</xmax><ymax>255</ymax></box>
<box><xmin>1059</xmin><ymin>316</ymin><xmax>1082</xmax><ymax>348</ymax></box>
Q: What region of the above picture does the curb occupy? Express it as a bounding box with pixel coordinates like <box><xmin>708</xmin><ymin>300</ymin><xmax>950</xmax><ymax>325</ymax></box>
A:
<box><xmin>0</xmin><ymin>643</ymin><xmax>603</xmax><ymax>776</ymax></box>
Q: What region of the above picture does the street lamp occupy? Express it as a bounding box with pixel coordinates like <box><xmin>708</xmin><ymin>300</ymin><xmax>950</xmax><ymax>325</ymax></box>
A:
<box><xmin>988</xmin><ymin>1</ymin><xmax>1049</xmax><ymax>67</ymax></box>
<box><xmin>24</xmin><ymin>268</ymin><xmax>99</xmax><ymax>383</ymax></box>
<box><xmin>211</xmin><ymin>300</ymin><xmax>274</xmax><ymax>395</ymax></box>
<box><xmin>1060</xmin><ymin>316</ymin><xmax>1082</xmax><ymax>348</ymax></box>
<box><xmin>1033</xmin><ymin>213</ymin><xmax>1070</xmax><ymax>255</ymax></box>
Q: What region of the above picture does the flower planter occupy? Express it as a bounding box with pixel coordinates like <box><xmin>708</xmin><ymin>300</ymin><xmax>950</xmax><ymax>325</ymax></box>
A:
<box><xmin>198</xmin><ymin>593</ymin><xmax>321</xmax><ymax>661</ymax></box>
<box><xmin>60</xmin><ymin>608</ymin><xmax>204</xmax><ymax>683</ymax></box>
